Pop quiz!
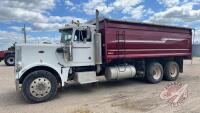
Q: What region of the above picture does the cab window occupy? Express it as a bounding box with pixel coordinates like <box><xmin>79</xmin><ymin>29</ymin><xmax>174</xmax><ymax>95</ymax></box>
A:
<box><xmin>74</xmin><ymin>30</ymin><xmax>91</xmax><ymax>42</ymax></box>
<box><xmin>60</xmin><ymin>28</ymin><xmax>73</xmax><ymax>43</ymax></box>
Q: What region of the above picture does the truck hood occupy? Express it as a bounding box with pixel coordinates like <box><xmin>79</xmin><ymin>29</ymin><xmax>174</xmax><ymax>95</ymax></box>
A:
<box><xmin>16</xmin><ymin>43</ymin><xmax>62</xmax><ymax>48</ymax></box>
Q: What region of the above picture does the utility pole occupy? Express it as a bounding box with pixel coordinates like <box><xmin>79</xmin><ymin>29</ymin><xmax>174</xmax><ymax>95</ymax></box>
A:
<box><xmin>22</xmin><ymin>24</ymin><xmax>27</xmax><ymax>43</ymax></box>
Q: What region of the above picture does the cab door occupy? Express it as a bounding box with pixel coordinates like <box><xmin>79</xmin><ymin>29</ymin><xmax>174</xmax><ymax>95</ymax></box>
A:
<box><xmin>72</xmin><ymin>28</ymin><xmax>95</xmax><ymax>65</ymax></box>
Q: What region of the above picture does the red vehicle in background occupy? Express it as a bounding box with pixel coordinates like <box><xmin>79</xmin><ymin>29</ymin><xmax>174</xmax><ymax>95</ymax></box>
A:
<box><xmin>0</xmin><ymin>50</ymin><xmax>6</xmax><ymax>61</ymax></box>
<box><xmin>0</xmin><ymin>45</ymin><xmax>15</xmax><ymax>66</ymax></box>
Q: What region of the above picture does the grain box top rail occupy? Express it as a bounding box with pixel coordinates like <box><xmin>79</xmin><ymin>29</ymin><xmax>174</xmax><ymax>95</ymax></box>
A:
<box><xmin>88</xmin><ymin>18</ymin><xmax>193</xmax><ymax>30</ymax></box>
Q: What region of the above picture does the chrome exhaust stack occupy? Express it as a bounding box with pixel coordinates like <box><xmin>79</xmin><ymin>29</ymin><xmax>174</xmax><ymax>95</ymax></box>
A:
<box><xmin>95</xmin><ymin>9</ymin><xmax>102</xmax><ymax>73</ymax></box>
<box><xmin>96</xmin><ymin>9</ymin><xmax>100</xmax><ymax>33</ymax></box>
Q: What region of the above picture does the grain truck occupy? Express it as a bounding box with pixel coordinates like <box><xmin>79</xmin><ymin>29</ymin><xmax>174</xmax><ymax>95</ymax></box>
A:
<box><xmin>15</xmin><ymin>10</ymin><xmax>192</xmax><ymax>103</ymax></box>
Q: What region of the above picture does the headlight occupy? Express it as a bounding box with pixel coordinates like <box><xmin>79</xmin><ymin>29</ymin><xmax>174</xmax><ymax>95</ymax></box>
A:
<box><xmin>16</xmin><ymin>61</ymin><xmax>22</xmax><ymax>72</ymax></box>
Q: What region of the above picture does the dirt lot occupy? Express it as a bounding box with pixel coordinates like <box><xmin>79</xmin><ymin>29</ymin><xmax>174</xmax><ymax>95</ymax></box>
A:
<box><xmin>0</xmin><ymin>58</ymin><xmax>200</xmax><ymax>113</ymax></box>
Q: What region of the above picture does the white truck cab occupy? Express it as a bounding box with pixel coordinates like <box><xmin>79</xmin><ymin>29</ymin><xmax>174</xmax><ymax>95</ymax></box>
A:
<box><xmin>15</xmin><ymin>21</ymin><xmax>102</xmax><ymax>102</ymax></box>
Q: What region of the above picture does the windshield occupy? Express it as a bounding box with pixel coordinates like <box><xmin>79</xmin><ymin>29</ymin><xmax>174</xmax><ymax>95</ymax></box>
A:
<box><xmin>60</xmin><ymin>28</ymin><xmax>73</xmax><ymax>43</ymax></box>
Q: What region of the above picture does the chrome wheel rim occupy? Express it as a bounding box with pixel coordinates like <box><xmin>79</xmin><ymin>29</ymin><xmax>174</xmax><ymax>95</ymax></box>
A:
<box><xmin>169</xmin><ymin>64</ymin><xmax>177</xmax><ymax>77</ymax></box>
<box><xmin>153</xmin><ymin>67</ymin><xmax>161</xmax><ymax>80</ymax></box>
<box><xmin>7</xmin><ymin>57</ymin><xmax>14</xmax><ymax>65</ymax></box>
<box><xmin>30</xmin><ymin>77</ymin><xmax>51</xmax><ymax>98</ymax></box>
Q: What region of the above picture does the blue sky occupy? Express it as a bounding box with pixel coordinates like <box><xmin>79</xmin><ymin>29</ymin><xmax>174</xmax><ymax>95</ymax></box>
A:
<box><xmin>0</xmin><ymin>0</ymin><xmax>200</xmax><ymax>50</ymax></box>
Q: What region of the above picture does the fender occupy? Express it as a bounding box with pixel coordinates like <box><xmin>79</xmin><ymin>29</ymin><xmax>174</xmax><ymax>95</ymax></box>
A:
<box><xmin>17</xmin><ymin>62</ymin><xmax>70</xmax><ymax>86</ymax></box>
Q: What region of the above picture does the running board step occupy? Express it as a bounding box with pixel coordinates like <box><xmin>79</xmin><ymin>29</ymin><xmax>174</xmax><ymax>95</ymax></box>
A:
<box><xmin>75</xmin><ymin>71</ymin><xmax>97</xmax><ymax>84</ymax></box>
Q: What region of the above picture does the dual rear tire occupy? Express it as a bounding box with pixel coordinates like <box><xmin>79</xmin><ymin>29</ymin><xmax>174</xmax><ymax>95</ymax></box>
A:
<box><xmin>164</xmin><ymin>61</ymin><xmax>179</xmax><ymax>81</ymax></box>
<box><xmin>146</xmin><ymin>61</ymin><xmax>179</xmax><ymax>84</ymax></box>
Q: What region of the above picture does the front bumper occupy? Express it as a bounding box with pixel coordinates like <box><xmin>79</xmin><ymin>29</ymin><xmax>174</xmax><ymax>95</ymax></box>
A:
<box><xmin>15</xmin><ymin>79</ymin><xmax>22</xmax><ymax>92</ymax></box>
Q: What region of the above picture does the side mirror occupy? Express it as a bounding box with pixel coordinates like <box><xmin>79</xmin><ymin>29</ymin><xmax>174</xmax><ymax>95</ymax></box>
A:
<box><xmin>84</xmin><ymin>27</ymin><xmax>91</xmax><ymax>42</ymax></box>
<box><xmin>68</xmin><ymin>41</ymin><xmax>73</xmax><ymax>61</ymax></box>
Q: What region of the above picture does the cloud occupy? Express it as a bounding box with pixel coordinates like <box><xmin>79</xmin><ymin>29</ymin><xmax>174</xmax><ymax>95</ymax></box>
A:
<box><xmin>65</xmin><ymin>0</ymin><xmax>74</xmax><ymax>6</ymax></box>
<box><xmin>64</xmin><ymin>0</ymin><xmax>78</xmax><ymax>11</ymax></box>
<box><xmin>0</xmin><ymin>0</ymin><xmax>87</xmax><ymax>32</ymax></box>
<box><xmin>0</xmin><ymin>30</ymin><xmax>60</xmax><ymax>50</ymax></box>
<box><xmin>112</xmin><ymin>0</ymin><xmax>142</xmax><ymax>10</ymax></box>
<box><xmin>157</xmin><ymin>0</ymin><xmax>180</xmax><ymax>7</ymax></box>
<box><xmin>64</xmin><ymin>0</ymin><xmax>152</xmax><ymax>20</ymax></box>
<box><xmin>148</xmin><ymin>2</ymin><xmax>200</xmax><ymax>25</ymax></box>
<box><xmin>0</xmin><ymin>7</ymin><xmax>47</xmax><ymax>23</ymax></box>
<box><xmin>31</xmin><ymin>16</ymin><xmax>86</xmax><ymax>31</ymax></box>
<box><xmin>0</xmin><ymin>30</ymin><xmax>24</xmax><ymax>50</ymax></box>
<box><xmin>32</xmin><ymin>23</ymin><xmax>63</xmax><ymax>31</ymax></box>
<box><xmin>125</xmin><ymin>5</ymin><xmax>146</xmax><ymax>19</ymax></box>
<box><xmin>82</xmin><ymin>0</ymin><xmax>113</xmax><ymax>15</ymax></box>
<box><xmin>78</xmin><ymin>0</ymin><xmax>147</xmax><ymax>20</ymax></box>
<box><xmin>0</xmin><ymin>0</ymin><xmax>88</xmax><ymax>49</ymax></box>
<box><xmin>111</xmin><ymin>0</ymin><xmax>145</xmax><ymax>19</ymax></box>
<box><xmin>9</xmin><ymin>16</ymin><xmax>87</xmax><ymax>32</ymax></box>
<box><xmin>48</xmin><ymin>16</ymin><xmax>87</xmax><ymax>23</ymax></box>
<box><xmin>0</xmin><ymin>0</ymin><xmax>55</xmax><ymax>23</ymax></box>
<box><xmin>10</xmin><ymin>26</ymin><xmax>32</xmax><ymax>32</ymax></box>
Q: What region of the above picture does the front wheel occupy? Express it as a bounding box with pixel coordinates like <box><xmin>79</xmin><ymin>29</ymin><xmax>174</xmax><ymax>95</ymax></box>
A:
<box><xmin>4</xmin><ymin>54</ymin><xmax>15</xmax><ymax>66</ymax></box>
<box><xmin>22</xmin><ymin>70</ymin><xmax>58</xmax><ymax>103</ymax></box>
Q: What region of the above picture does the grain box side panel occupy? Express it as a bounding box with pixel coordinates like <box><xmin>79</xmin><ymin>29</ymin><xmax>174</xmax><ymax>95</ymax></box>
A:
<box><xmin>102</xmin><ymin>20</ymin><xmax>192</xmax><ymax>63</ymax></box>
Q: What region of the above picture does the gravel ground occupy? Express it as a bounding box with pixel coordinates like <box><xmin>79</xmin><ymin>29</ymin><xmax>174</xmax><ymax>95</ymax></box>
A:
<box><xmin>0</xmin><ymin>58</ymin><xmax>200</xmax><ymax>113</ymax></box>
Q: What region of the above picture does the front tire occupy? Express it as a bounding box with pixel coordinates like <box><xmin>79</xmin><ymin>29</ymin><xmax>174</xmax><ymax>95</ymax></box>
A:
<box><xmin>4</xmin><ymin>54</ymin><xmax>15</xmax><ymax>66</ymax></box>
<box><xmin>146</xmin><ymin>62</ymin><xmax>163</xmax><ymax>84</ymax></box>
<box><xmin>22</xmin><ymin>70</ymin><xmax>58</xmax><ymax>103</ymax></box>
<box><xmin>164</xmin><ymin>61</ymin><xmax>179</xmax><ymax>81</ymax></box>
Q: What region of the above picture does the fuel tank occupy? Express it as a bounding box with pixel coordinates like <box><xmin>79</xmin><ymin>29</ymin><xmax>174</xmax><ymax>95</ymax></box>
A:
<box><xmin>105</xmin><ymin>65</ymin><xmax>136</xmax><ymax>80</ymax></box>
